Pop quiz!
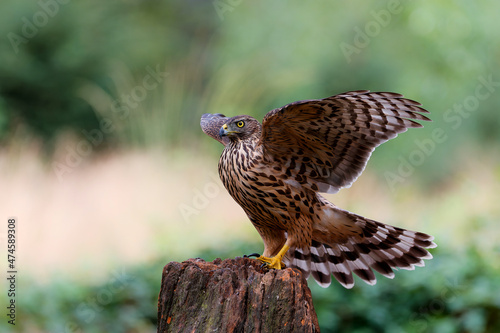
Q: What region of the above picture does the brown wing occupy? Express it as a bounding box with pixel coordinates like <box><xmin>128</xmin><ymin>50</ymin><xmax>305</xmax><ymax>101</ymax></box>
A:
<box><xmin>260</xmin><ymin>90</ymin><xmax>431</xmax><ymax>193</ymax></box>
<box><xmin>200</xmin><ymin>113</ymin><xmax>231</xmax><ymax>146</ymax></box>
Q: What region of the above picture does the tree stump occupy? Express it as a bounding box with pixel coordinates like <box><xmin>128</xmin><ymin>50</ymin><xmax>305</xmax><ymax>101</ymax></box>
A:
<box><xmin>157</xmin><ymin>257</ymin><xmax>320</xmax><ymax>332</ymax></box>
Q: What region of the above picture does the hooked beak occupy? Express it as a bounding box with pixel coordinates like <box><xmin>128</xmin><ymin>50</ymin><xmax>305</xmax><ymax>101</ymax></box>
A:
<box><xmin>219</xmin><ymin>123</ymin><xmax>238</xmax><ymax>137</ymax></box>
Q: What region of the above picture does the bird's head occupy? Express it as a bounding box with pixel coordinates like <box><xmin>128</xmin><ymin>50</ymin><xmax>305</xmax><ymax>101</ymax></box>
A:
<box><xmin>219</xmin><ymin>115</ymin><xmax>262</xmax><ymax>142</ymax></box>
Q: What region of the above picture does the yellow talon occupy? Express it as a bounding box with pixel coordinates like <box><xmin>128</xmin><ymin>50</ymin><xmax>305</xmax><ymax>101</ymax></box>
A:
<box><xmin>256</xmin><ymin>244</ymin><xmax>290</xmax><ymax>270</ymax></box>
<box><xmin>257</xmin><ymin>255</ymin><xmax>284</xmax><ymax>269</ymax></box>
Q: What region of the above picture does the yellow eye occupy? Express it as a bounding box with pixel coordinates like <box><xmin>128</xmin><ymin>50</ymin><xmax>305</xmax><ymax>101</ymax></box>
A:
<box><xmin>236</xmin><ymin>121</ymin><xmax>245</xmax><ymax>128</ymax></box>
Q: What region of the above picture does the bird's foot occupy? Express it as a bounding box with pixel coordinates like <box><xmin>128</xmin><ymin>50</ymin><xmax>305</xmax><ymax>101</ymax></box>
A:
<box><xmin>245</xmin><ymin>244</ymin><xmax>290</xmax><ymax>270</ymax></box>
<box><xmin>243</xmin><ymin>252</ymin><xmax>283</xmax><ymax>269</ymax></box>
<box><xmin>256</xmin><ymin>255</ymin><xmax>285</xmax><ymax>270</ymax></box>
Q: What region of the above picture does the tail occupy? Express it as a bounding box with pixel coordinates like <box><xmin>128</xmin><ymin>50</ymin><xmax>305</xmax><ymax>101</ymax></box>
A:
<box><xmin>284</xmin><ymin>211</ymin><xmax>436</xmax><ymax>288</ymax></box>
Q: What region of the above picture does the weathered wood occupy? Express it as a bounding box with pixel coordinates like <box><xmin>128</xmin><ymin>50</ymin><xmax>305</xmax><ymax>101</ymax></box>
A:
<box><xmin>157</xmin><ymin>257</ymin><xmax>320</xmax><ymax>333</ymax></box>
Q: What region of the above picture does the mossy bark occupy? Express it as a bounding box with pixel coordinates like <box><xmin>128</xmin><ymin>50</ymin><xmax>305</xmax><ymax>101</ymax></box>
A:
<box><xmin>157</xmin><ymin>257</ymin><xmax>319</xmax><ymax>332</ymax></box>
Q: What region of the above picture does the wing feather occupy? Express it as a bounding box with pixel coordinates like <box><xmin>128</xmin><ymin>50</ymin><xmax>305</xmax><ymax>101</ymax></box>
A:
<box><xmin>260</xmin><ymin>91</ymin><xmax>431</xmax><ymax>193</ymax></box>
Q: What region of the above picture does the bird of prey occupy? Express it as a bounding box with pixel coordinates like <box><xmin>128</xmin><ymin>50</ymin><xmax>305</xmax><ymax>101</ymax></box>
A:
<box><xmin>200</xmin><ymin>90</ymin><xmax>436</xmax><ymax>288</ymax></box>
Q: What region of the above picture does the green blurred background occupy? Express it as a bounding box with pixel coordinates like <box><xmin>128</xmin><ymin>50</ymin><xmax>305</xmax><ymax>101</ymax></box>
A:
<box><xmin>1</xmin><ymin>1</ymin><xmax>499</xmax><ymax>332</ymax></box>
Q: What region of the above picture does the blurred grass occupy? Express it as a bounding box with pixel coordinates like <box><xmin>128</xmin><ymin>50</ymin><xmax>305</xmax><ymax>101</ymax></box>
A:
<box><xmin>0</xmin><ymin>149</ymin><xmax>499</xmax><ymax>332</ymax></box>
<box><xmin>1</xmin><ymin>1</ymin><xmax>499</xmax><ymax>162</ymax></box>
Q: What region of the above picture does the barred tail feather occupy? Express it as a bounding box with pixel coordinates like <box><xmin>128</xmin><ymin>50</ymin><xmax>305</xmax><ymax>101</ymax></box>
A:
<box><xmin>285</xmin><ymin>215</ymin><xmax>436</xmax><ymax>288</ymax></box>
<box><xmin>310</xmin><ymin>245</ymin><xmax>332</xmax><ymax>287</ymax></box>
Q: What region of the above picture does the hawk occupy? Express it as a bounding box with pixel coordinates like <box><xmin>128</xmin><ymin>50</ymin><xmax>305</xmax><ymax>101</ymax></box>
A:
<box><xmin>200</xmin><ymin>90</ymin><xmax>436</xmax><ymax>288</ymax></box>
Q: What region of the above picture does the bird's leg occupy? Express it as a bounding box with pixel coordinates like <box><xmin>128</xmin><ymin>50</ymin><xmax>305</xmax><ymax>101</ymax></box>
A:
<box><xmin>256</xmin><ymin>244</ymin><xmax>290</xmax><ymax>270</ymax></box>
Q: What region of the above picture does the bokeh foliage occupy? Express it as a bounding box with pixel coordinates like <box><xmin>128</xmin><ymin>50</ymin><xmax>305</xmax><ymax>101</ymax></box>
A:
<box><xmin>1</xmin><ymin>244</ymin><xmax>499</xmax><ymax>333</ymax></box>
<box><xmin>1</xmin><ymin>1</ymin><xmax>499</xmax><ymax>159</ymax></box>
<box><xmin>0</xmin><ymin>0</ymin><xmax>217</xmax><ymax>149</ymax></box>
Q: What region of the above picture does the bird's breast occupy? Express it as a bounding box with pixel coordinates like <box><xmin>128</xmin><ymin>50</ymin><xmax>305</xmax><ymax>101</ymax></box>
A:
<box><xmin>218</xmin><ymin>141</ymin><xmax>307</xmax><ymax>230</ymax></box>
<box><xmin>218</xmin><ymin>141</ymin><xmax>262</xmax><ymax>201</ymax></box>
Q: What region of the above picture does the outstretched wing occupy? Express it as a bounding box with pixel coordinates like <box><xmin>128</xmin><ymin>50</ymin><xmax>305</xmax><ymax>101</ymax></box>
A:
<box><xmin>260</xmin><ymin>91</ymin><xmax>431</xmax><ymax>193</ymax></box>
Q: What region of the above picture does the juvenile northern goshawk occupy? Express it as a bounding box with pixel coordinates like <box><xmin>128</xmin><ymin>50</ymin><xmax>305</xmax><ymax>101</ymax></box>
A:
<box><xmin>200</xmin><ymin>90</ymin><xmax>436</xmax><ymax>288</ymax></box>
